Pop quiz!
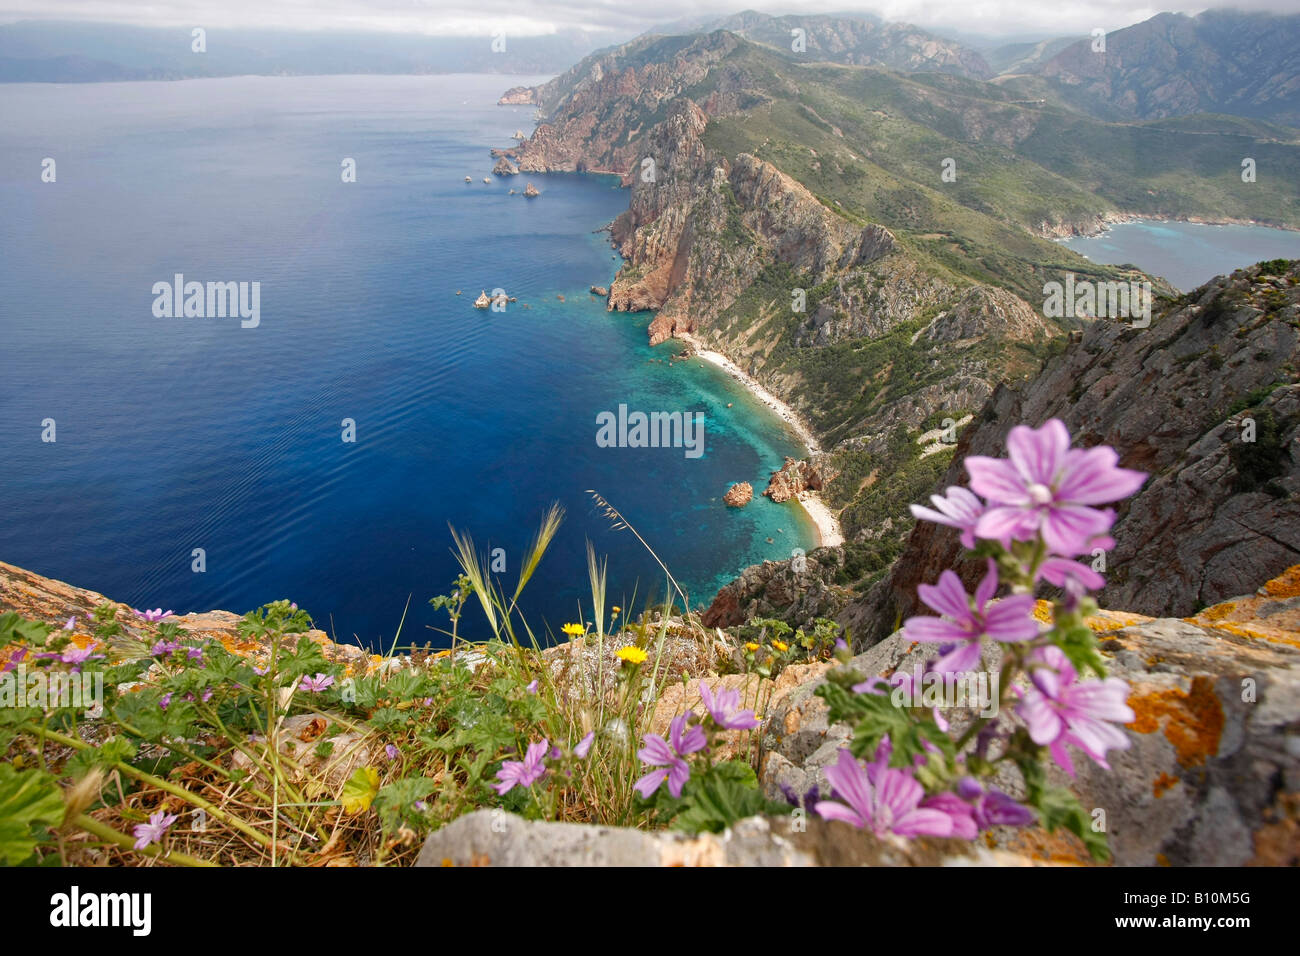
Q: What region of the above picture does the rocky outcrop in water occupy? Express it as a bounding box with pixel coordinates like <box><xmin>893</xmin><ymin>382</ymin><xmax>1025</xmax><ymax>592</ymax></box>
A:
<box><xmin>723</xmin><ymin>482</ymin><xmax>753</xmax><ymax>507</ymax></box>
<box><xmin>497</xmin><ymin>86</ymin><xmax>536</xmax><ymax>106</ymax></box>
<box><xmin>492</xmin><ymin>157</ymin><xmax>519</xmax><ymax>176</ymax></box>
<box><xmin>763</xmin><ymin>456</ymin><xmax>833</xmax><ymax>502</ymax></box>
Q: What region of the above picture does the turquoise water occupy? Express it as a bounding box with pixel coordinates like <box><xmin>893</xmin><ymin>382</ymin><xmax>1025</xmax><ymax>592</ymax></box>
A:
<box><xmin>1062</xmin><ymin>219</ymin><xmax>1300</xmax><ymax>292</ymax></box>
<box><xmin>0</xmin><ymin>74</ymin><xmax>816</xmax><ymax>647</ymax></box>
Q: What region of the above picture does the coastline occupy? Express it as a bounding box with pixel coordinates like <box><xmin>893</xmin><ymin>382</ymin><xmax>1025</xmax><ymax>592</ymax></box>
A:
<box><xmin>675</xmin><ymin>332</ymin><xmax>845</xmax><ymax>549</ymax></box>
<box><xmin>1045</xmin><ymin>211</ymin><xmax>1300</xmax><ymax>240</ymax></box>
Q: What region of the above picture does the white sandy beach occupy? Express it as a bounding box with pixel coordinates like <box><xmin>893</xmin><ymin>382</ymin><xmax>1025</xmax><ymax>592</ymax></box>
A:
<box><xmin>677</xmin><ymin>332</ymin><xmax>846</xmax><ymax>548</ymax></box>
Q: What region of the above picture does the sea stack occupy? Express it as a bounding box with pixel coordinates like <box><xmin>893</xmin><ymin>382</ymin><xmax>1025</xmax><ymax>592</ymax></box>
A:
<box><xmin>493</xmin><ymin>157</ymin><xmax>520</xmax><ymax>176</ymax></box>
<box><xmin>723</xmin><ymin>482</ymin><xmax>753</xmax><ymax>508</ymax></box>
<box><xmin>524</xmin><ymin>182</ymin><xmax>540</xmax><ymax>198</ymax></box>
<box><xmin>473</xmin><ymin>290</ymin><xmax>491</xmax><ymax>309</ymax></box>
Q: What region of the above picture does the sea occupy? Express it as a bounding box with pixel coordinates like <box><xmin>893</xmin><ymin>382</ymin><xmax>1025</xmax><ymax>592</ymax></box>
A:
<box><xmin>1062</xmin><ymin>219</ymin><xmax>1300</xmax><ymax>293</ymax></box>
<box><xmin>0</xmin><ymin>73</ymin><xmax>817</xmax><ymax>648</ymax></box>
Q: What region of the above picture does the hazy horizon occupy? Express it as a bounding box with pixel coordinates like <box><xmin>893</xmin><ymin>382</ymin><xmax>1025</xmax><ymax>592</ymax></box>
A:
<box><xmin>2</xmin><ymin>1</ymin><xmax>1299</xmax><ymax>44</ymax></box>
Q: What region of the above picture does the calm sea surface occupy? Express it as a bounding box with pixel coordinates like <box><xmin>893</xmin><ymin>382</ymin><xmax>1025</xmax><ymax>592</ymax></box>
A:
<box><xmin>0</xmin><ymin>74</ymin><xmax>816</xmax><ymax>647</ymax></box>
<box><xmin>1062</xmin><ymin>219</ymin><xmax>1300</xmax><ymax>292</ymax></box>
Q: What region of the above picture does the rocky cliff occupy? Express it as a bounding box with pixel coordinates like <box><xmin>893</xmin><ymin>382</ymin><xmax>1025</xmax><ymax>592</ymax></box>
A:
<box><xmin>1029</xmin><ymin>10</ymin><xmax>1300</xmax><ymax>128</ymax></box>
<box><xmin>501</xmin><ymin>25</ymin><xmax>1300</xmax><ymax>616</ymax></box>
<box><xmin>844</xmin><ymin>261</ymin><xmax>1300</xmax><ymax>646</ymax></box>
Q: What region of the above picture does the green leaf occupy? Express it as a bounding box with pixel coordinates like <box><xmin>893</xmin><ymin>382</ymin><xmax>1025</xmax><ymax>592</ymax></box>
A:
<box><xmin>373</xmin><ymin>776</ymin><xmax>437</xmax><ymax>830</ymax></box>
<box><xmin>668</xmin><ymin>760</ymin><xmax>790</xmax><ymax>835</ymax></box>
<box><xmin>1053</xmin><ymin>625</ymin><xmax>1108</xmax><ymax>679</ymax></box>
<box><xmin>0</xmin><ymin>612</ymin><xmax>51</xmax><ymax>648</ymax></box>
<box><xmin>1019</xmin><ymin>752</ymin><xmax>1110</xmax><ymax>862</ymax></box>
<box><xmin>0</xmin><ymin>764</ymin><xmax>65</xmax><ymax>865</ymax></box>
<box><xmin>340</xmin><ymin>766</ymin><xmax>381</xmax><ymax>815</ymax></box>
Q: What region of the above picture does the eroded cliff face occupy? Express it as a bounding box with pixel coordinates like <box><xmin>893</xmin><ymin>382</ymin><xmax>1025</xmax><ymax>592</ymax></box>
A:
<box><xmin>843</xmin><ymin>262</ymin><xmax>1300</xmax><ymax>646</ymax></box>
<box><xmin>507</xmin><ymin>32</ymin><xmax>1048</xmax><ymax>370</ymax></box>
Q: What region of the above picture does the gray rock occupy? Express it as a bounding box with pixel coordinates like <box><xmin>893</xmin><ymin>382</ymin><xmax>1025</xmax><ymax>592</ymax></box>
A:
<box><xmin>415</xmin><ymin>808</ymin><xmax>1042</xmax><ymax>866</ymax></box>
<box><xmin>760</xmin><ymin>607</ymin><xmax>1300</xmax><ymax>866</ymax></box>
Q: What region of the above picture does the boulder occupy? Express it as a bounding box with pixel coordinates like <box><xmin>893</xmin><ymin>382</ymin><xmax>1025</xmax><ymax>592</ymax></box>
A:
<box><xmin>723</xmin><ymin>481</ymin><xmax>753</xmax><ymax>507</ymax></box>
<box><xmin>763</xmin><ymin>456</ymin><xmax>834</xmax><ymax>502</ymax></box>
<box><xmin>415</xmin><ymin>808</ymin><xmax>1043</xmax><ymax>867</ymax></box>
<box><xmin>761</xmin><ymin>566</ymin><xmax>1300</xmax><ymax>866</ymax></box>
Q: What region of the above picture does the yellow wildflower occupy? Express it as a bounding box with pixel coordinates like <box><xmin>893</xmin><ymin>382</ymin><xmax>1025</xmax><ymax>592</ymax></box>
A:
<box><xmin>616</xmin><ymin>646</ymin><xmax>647</xmax><ymax>665</ymax></box>
<box><xmin>611</xmin><ymin>606</ymin><xmax>621</xmax><ymax>616</ymax></box>
<box><xmin>773</xmin><ymin>640</ymin><xmax>789</xmax><ymax>652</ymax></box>
<box><xmin>744</xmin><ymin>642</ymin><xmax>760</xmax><ymax>652</ymax></box>
<box><xmin>561</xmin><ymin>623</ymin><xmax>585</xmax><ymax>638</ymax></box>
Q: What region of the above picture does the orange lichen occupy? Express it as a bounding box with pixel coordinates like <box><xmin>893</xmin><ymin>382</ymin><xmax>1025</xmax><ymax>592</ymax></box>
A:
<box><xmin>1005</xmin><ymin>826</ymin><xmax>1099</xmax><ymax>866</ymax></box>
<box><xmin>1262</xmin><ymin>565</ymin><xmax>1300</xmax><ymax>599</ymax></box>
<box><xmin>1128</xmin><ymin>676</ymin><xmax>1225</xmax><ymax>768</ymax></box>
<box><xmin>1248</xmin><ymin>793</ymin><xmax>1300</xmax><ymax>866</ymax></box>
<box><xmin>1153</xmin><ymin>772</ymin><xmax>1180</xmax><ymax>798</ymax></box>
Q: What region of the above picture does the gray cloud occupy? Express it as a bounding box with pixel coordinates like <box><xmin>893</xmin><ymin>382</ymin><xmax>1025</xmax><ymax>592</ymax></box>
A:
<box><xmin>1</xmin><ymin>0</ymin><xmax>1297</xmax><ymax>40</ymax></box>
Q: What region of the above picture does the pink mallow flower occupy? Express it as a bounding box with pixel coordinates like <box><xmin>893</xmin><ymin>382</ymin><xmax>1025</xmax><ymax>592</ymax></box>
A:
<box><xmin>493</xmin><ymin>739</ymin><xmax>549</xmax><ymax>795</ymax></box>
<box><xmin>299</xmin><ymin>673</ymin><xmax>334</xmax><ymax>693</ymax></box>
<box><xmin>909</xmin><ymin>486</ymin><xmax>985</xmax><ymax>549</ymax></box>
<box><xmin>814</xmin><ymin>741</ymin><xmax>954</xmax><ymax>838</ymax></box>
<box><xmin>699</xmin><ymin>680</ymin><xmax>759</xmax><ymax>730</ymax></box>
<box><xmin>60</xmin><ymin>642</ymin><xmax>102</xmax><ymax>667</ymax></box>
<box><xmin>136</xmin><ymin>608</ymin><xmax>174</xmax><ymax>623</ymax></box>
<box><xmin>902</xmin><ymin>560</ymin><xmax>1039</xmax><ymax>674</ymax></box>
<box><xmin>965</xmin><ymin>419</ymin><xmax>1145</xmax><ymax>556</ymax></box>
<box><xmin>1017</xmin><ymin>645</ymin><xmax>1134</xmax><ymax>776</ymax></box>
<box><xmin>132</xmin><ymin>810</ymin><xmax>179</xmax><ymax>850</ymax></box>
<box><xmin>573</xmin><ymin>731</ymin><xmax>595</xmax><ymax>759</ymax></box>
<box><xmin>634</xmin><ymin>714</ymin><xmax>707</xmax><ymax>799</ymax></box>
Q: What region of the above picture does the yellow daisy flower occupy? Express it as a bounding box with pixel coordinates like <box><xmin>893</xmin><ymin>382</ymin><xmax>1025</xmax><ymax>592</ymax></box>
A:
<box><xmin>616</xmin><ymin>646</ymin><xmax>647</xmax><ymax>665</ymax></box>
<box><xmin>744</xmin><ymin>642</ymin><xmax>760</xmax><ymax>652</ymax></box>
<box><xmin>773</xmin><ymin>640</ymin><xmax>789</xmax><ymax>652</ymax></box>
<box><xmin>561</xmin><ymin>622</ymin><xmax>585</xmax><ymax>638</ymax></box>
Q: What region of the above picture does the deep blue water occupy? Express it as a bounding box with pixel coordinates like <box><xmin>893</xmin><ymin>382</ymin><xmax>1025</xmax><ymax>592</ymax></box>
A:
<box><xmin>1063</xmin><ymin>219</ymin><xmax>1300</xmax><ymax>292</ymax></box>
<box><xmin>0</xmin><ymin>74</ymin><xmax>815</xmax><ymax>648</ymax></box>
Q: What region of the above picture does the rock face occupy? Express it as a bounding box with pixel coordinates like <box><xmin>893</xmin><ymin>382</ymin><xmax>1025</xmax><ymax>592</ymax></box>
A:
<box><xmin>497</xmin><ymin>86</ymin><xmax>536</xmax><ymax>106</ymax></box>
<box><xmin>920</xmin><ymin>286</ymin><xmax>1052</xmax><ymax>345</ymax></box>
<box><xmin>415</xmin><ymin>808</ymin><xmax>1039</xmax><ymax>867</ymax></box>
<box><xmin>492</xmin><ymin>157</ymin><xmax>519</xmax><ymax>176</ymax></box>
<box><xmin>844</xmin><ymin>262</ymin><xmax>1300</xmax><ymax>643</ymax></box>
<box><xmin>710</xmin><ymin>10</ymin><xmax>993</xmax><ymax>78</ymax></box>
<box><xmin>763</xmin><ymin>456</ymin><xmax>833</xmax><ymax>502</ymax></box>
<box><xmin>701</xmin><ymin>547</ymin><xmax>850</xmax><ymax>630</ymax></box>
<box><xmin>723</xmin><ymin>481</ymin><xmax>753</xmax><ymax>507</ymax></box>
<box><xmin>764</xmin><ymin>566</ymin><xmax>1300</xmax><ymax>866</ymax></box>
<box><xmin>1032</xmin><ymin>10</ymin><xmax>1300</xmax><ymax>128</ymax></box>
<box><xmin>0</xmin><ymin>560</ymin><xmax>366</xmax><ymax>671</ymax></box>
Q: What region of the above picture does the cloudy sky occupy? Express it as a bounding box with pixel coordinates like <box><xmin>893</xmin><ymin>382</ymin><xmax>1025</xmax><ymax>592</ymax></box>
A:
<box><xmin>0</xmin><ymin>0</ymin><xmax>1295</xmax><ymax>41</ymax></box>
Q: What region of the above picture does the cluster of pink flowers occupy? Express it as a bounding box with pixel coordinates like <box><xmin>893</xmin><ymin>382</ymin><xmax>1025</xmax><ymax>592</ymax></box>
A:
<box><xmin>493</xmin><ymin>732</ymin><xmax>595</xmax><ymax>796</ymax></box>
<box><xmin>816</xmin><ymin>420</ymin><xmax>1144</xmax><ymax>839</ymax></box>
<box><xmin>633</xmin><ymin>681</ymin><xmax>759</xmax><ymax>800</ymax></box>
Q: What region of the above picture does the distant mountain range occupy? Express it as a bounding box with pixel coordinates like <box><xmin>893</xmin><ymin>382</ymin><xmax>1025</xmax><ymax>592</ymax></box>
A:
<box><xmin>0</xmin><ymin>20</ymin><xmax>626</xmax><ymax>82</ymax></box>
<box><xmin>1008</xmin><ymin>9</ymin><xmax>1300</xmax><ymax>128</ymax></box>
<box><xmin>4</xmin><ymin>10</ymin><xmax>1299</xmax><ymax>130</ymax></box>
